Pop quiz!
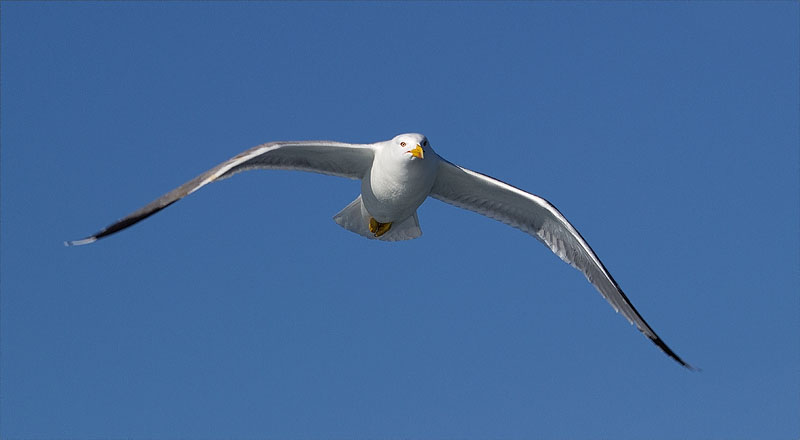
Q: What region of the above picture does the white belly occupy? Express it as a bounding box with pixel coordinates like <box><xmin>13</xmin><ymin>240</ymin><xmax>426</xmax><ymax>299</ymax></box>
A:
<box><xmin>361</xmin><ymin>157</ymin><xmax>438</xmax><ymax>222</ymax></box>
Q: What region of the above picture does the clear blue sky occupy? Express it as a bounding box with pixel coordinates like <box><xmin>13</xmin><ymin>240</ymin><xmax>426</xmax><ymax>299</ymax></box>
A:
<box><xmin>2</xmin><ymin>2</ymin><xmax>798</xmax><ymax>438</ymax></box>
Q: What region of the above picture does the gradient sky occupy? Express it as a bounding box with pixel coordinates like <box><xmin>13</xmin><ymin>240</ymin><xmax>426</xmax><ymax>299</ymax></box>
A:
<box><xmin>2</xmin><ymin>2</ymin><xmax>798</xmax><ymax>438</ymax></box>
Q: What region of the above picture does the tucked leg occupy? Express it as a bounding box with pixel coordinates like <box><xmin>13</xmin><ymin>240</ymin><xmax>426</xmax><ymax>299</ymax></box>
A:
<box><xmin>368</xmin><ymin>217</ymin><xmax>392</xmax><ymax>237</ymax></box>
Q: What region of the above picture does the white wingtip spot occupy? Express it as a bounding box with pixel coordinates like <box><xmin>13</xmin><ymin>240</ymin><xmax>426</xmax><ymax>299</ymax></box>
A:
<box><xmin>64</xmin><ymin>237</ymin><xmax>97</xmax><ymax>247</ymax></box>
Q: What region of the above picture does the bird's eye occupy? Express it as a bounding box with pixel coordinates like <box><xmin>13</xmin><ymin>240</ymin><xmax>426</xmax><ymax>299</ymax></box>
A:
<box><xmin>400</xmin><ymin>142</ymin><xmax>406</xmax><ymax>147</ymax></box>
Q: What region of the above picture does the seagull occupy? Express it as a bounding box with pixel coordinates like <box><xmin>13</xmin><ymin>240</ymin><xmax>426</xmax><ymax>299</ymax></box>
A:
<box><xmin>67</xmin><ymin>133</ymin><xmax>694</xmax><ymax>369</ymax></box>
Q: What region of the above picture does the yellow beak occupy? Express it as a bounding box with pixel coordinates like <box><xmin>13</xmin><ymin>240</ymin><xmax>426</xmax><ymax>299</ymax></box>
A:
<box><xmin>409</xmin><ymin>144</ymin><xmax>424</xmax><ymax>159</ymax></box>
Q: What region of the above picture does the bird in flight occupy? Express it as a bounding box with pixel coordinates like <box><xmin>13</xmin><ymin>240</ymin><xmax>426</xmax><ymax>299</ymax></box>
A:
<box><xmin>68</xmin><ymin>133</ymin><xmax>694</xmax><ymax>369</ymax></box>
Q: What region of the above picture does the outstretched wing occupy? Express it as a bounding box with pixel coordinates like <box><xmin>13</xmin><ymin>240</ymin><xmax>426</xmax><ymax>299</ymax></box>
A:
<box><xmin>430</xmin><ymin>159</ymin><xmax>694</xmax><ymax>369</ymax></box>
<box><xmin>66</xmin><ymin>140</ymin><xmax>376</xmax><ymax>246</ymax></box>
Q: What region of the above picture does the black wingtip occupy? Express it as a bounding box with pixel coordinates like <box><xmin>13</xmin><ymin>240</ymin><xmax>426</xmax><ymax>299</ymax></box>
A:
<box><xmin>649</xmin><ymin>334</ymin><xmax>699</xmax><ymax>371</ymax></box>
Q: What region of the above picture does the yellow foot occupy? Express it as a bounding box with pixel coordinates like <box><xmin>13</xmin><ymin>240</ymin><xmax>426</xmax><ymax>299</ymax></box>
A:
<box><xmin>368</xmin><ymin>217</ymin><xmax>392</xmax><ymax>237</ymax></box>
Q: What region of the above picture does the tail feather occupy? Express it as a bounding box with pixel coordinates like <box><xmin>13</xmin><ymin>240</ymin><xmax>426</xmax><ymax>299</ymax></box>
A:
<box><xmin>333</xmin><ymin>195</ymin><xmax>422</xmax><ymax>242</ymax></box>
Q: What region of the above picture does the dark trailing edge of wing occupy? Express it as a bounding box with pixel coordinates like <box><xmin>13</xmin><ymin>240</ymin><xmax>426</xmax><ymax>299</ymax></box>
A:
<box><xmin>601</xmin><ymin>264</ymin><xmax>699</xmax><ymax>370</ymax></box>
<box><xmin>431</xmin><ymin>161</ymin><xmax>698</xmax><ymax>370</ymax></box>
<box><xmin>65</xmin><ymin>140</ymin><xmax>375</xmax><ymax>246</ymax></box>
<box><xmin>64</xmin><ymin>170</ymin><xmax>211</xmax><ymax>246</ymax></box>
<box><xmin>563</xmin><ymin>209</ymin><xmax>697</xmax><ymax>370</ymax></box>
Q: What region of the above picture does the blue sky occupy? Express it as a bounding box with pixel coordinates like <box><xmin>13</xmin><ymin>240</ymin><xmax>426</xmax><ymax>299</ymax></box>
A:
<box><xmin>1</xmin><ymin>2</ymin><xmax>798</xmax><ymax>438</ymax></box>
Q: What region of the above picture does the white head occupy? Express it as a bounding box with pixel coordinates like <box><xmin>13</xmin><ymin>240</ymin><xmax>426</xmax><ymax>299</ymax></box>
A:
<box><xmin>387</xmin><ymin>133</ymin><xmax>432</xmax><ymax>162</ymax></box>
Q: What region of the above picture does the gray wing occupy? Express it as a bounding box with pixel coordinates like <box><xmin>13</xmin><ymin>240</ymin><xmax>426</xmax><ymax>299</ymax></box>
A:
<box><xmin>66</xmin><ymin>140</ymin><xmax>375</xmax><ymax>246</ymax></box>
<box><xmin>430</xmin><ymin>159</ymin><xmax>694</xmax><ymax>369</ymax></box>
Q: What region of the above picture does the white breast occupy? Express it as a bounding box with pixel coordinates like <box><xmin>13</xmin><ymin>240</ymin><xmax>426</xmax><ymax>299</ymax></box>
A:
<box><xmin>360</xmin><ymin>149</ymin><xmax>439</xmax><ymax>222</ymax></box>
